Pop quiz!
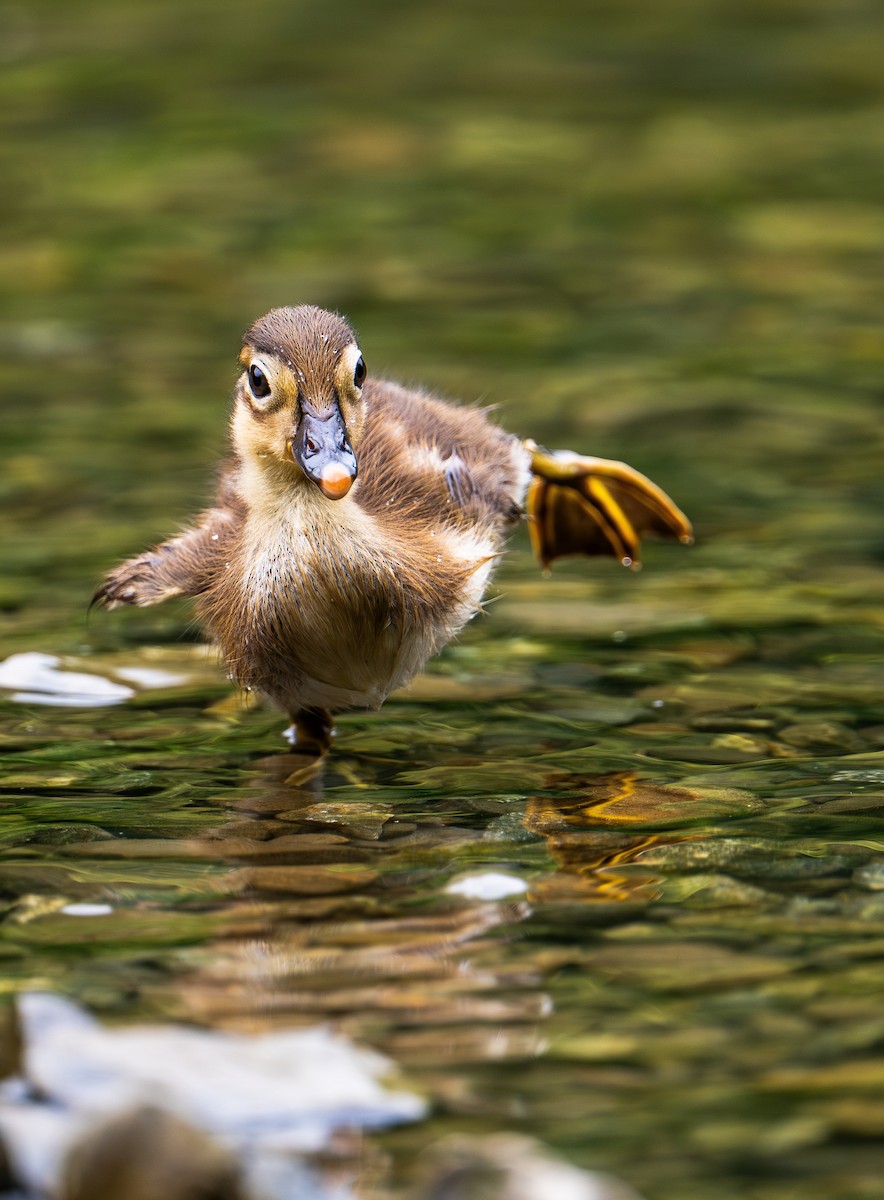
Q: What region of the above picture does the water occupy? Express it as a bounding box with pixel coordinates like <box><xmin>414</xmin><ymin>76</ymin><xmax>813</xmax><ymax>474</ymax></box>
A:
<box><xmin>1</xmin><ymin>1</ymin><xmax>884</xmax><ymax>1197</ymax></box>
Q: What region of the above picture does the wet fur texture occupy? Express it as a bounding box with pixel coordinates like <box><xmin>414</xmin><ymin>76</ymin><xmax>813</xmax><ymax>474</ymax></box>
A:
<box><xmin>200</xmin><ymin>382</ymin><xmax>528</xmax><ymax>713</ymax></box>
<box><xmin>95</xmin><ymin>305</ymin><xmax>692</xmax><ymax>744</ymax></box>
<box><xmin>94</xmin><ymin>307</ymin><xmax>530</xmax><ymax>727</ymax></box>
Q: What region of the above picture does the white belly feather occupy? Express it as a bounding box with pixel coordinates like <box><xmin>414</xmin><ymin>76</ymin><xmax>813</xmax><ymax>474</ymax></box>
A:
<box><xmin>238</xmin><ymin>487</ymin><xmax>497</xmax><ymax>711</ymax></box>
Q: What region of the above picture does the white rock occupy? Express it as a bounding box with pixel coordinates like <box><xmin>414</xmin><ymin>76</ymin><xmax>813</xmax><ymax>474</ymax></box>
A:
<box><xmin>18</xmin><ymin>993</ymin><xmax>424</xmax><ymax>1151</ymax></box>
<box><xmin>0</xmin><ymin>1097</ymin><xmax>90</xmax><ymax>1197</ymax></box>
<box><xmin>113</xmin><ymin>666</ymin><xmax>188</xmax><ymax>689</ymax></box>
<box><xmin>421</xmin><ymin>1133</ymin><xmax>646</xmax><ymax>1200</ymax></box>
<box><xmin>446</xmin><ymin>872</ymin><xmax>529</xmax><ymax>901</ymax></box>
<box><xmin>0</xmin><ymin>653</ymin><xmax>134</xmax><ymax>707</ymax></box>
<box><xmin>60</xmin><ymin>904</ymin><xmax>114</xmax><ymax>917</ymax></box>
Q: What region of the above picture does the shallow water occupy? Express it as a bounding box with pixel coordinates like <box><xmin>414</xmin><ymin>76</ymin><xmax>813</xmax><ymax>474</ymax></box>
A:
<box><xmin>2</xmin><ymin>1</ymin><xmax>884</xmax><ymax>1197</ymax></box>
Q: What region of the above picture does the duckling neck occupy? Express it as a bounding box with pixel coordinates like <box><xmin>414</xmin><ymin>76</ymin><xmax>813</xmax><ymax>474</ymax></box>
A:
<box><xmin>236</xmin><ymin>453</ymin><xmax>316</xmax><ymax>519</ymax></box>
<box><xmin>235</xmin><ymin>452</ymin><xmax>388</xmax><ymax>581</ymax></box>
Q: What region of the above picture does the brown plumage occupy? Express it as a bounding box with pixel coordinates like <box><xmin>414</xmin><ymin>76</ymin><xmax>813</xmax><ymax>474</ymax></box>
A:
<box><xmin>94</xmin><ymin>305</ymin><xmax>692</xmax><ymax>751</ymax></box>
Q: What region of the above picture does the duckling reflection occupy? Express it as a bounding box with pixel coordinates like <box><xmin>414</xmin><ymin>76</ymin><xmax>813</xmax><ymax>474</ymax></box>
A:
<box><xmin>173</xmin><ymin>753</ymin><xmax>546</xmax><ymax>1070</ymax></box>
<box><xmin>94</xmin><ymin>305</ymin><xmax>692</xmax><ymax>752</ymax></box>
<box><xmin>526</xmin><ymin>773</ymin><xmax>697</xmax><ymax>904</ymax></box>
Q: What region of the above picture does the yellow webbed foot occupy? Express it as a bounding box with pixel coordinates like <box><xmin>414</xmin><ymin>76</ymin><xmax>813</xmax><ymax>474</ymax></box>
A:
<box><xmin>526</xmin><ymin>443</ymin><xmax>693</xmax><ymax>571</ymax></box>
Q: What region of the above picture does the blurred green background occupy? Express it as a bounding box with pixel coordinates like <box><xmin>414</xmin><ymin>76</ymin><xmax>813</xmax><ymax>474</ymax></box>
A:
<box><xmin>2</xmin><ymin>0</ymin><xmax>883</xmax><ymax>632</ymax></box>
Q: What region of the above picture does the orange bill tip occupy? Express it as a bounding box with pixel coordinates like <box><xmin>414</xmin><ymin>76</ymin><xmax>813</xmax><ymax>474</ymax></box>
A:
<box><xmin>318</xmin><ymin>462</ymin><xmax>355</xmax><ymax>500</ymax></box>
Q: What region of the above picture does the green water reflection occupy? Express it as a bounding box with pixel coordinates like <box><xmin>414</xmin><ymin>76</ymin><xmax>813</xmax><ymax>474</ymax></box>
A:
<box><xmin>2</xmin><ymin>0</ymin><xmax>884</xmax><ymax>1197</ymax></box>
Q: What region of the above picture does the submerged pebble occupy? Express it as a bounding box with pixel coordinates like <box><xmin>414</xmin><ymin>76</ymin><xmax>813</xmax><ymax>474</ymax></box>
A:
<box><xmin>853</xmin><ymin>862</ymin><xmax>884</xmax><ymax>891</ymax></box>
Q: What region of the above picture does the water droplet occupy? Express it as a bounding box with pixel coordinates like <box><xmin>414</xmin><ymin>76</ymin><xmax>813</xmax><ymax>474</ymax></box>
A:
<box><xmin>652</xmin><ymin>699</ymin><xmax>665</xmax><ymax>708</ymax></box>
<box><xmin>612</xmin><ymin>630</ymin><xmax>627</xmax><ymax>642</ymax></box>
<box><xmin>211</xmin><ymin>533</ymin><xmax>219</xmax><ymax>541</ymax></box>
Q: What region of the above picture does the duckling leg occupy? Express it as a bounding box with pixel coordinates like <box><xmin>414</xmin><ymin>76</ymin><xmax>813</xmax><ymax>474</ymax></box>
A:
<box><xmin>283</xmin><ymin>707</ymin><xmax>334</xmax><ymax>754</ymax></box>
<box><xmin>526</xmin><ymin>442</ymin><xmax>693</xmax><ymax>571</ymax></box>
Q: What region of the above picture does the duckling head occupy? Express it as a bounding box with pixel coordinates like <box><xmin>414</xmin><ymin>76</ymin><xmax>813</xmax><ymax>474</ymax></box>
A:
<box><xmin>232</xmin><ymin>305</ymin><xmax>367</xmax><ymax>500</ymax></box>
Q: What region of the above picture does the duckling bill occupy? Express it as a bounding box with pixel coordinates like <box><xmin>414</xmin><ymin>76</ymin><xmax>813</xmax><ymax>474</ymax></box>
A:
<box><xmin>93</xmin><ymin>305</ymin><xmax>692</xmax><ymax>751</ymax></box>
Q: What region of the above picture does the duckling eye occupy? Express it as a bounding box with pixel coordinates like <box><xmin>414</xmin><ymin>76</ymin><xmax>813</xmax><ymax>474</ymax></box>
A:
<box><xmin>353</xmin><ymin>356</ymin><xmax>366</xmax><ymax>389</ymax></box>
<box><xmin>247</xmin><ymin>364</ymin><xmax>271</xmax><ymax>400</ymax></box>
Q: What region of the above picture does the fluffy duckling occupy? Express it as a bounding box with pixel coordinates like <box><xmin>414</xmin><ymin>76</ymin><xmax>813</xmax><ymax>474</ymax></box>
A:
<box><xmin>94</xmin><ymin>306</ymin><xmax>692</xmax><ymax>750</ymax></box>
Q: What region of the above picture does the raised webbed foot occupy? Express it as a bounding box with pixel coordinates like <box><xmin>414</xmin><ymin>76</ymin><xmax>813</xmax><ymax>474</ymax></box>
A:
<box><xmin>283</xmin><ymin>707</ymin><xmax>334</xmax><ymax>755</ymax></box>
<box><xmin>526</xmin><ymin>442</ymin><xmax>693</xmax><ymax>570</ymax></box>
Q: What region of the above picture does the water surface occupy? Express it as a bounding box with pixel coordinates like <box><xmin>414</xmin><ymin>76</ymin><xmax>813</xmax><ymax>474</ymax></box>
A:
<box><xmin>1</xmin><ymin>1</ymin><xmax>884</xmax><ymax>1197</ymax></box>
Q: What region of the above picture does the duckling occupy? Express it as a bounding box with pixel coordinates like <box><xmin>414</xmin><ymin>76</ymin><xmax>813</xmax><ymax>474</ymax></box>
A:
<box><xmin>93</xmin><ymin>305</ymin><xmax>692</xmax><ymax>751</ymax></box>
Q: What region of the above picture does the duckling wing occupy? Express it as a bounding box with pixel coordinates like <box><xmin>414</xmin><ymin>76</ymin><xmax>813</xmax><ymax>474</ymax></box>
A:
<box><xmin>354</xmin><ymin>380</ymin><xmax>528</xmax><ymax>529</ymax></box>
<box><xmin>441</xmin><ymin>452</ymin><xmax>478</xmax><ymax>506</ymax></box>
<box><xmin>91</xmin><ymin>510</ymin><xmax>238</xmax><ymax>609</ymax></box>
<box><xmin>92</xmin><ymin>468</ymin><xmax>242</xmax><ymax>610</ymax></box>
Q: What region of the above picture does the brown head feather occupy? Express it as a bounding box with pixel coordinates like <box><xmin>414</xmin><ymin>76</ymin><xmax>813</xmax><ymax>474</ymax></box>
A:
<box><xmin>244</xmin><ymin>306</ymin><xmax>356</xmax><ymax>382</ymax></box>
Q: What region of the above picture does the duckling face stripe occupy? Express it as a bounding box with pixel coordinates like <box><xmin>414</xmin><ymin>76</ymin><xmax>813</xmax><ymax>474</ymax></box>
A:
<box><xmin>236</xmin><ymin>350</ymin><xmax>289</xmax><ymax>417</ymax></box>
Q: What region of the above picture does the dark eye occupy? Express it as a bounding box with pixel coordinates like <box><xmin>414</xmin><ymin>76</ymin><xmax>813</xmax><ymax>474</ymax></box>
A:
<box><xmin>247</xmin><ymin>363</ymin><xmax>271</xmax><ymax>400</ymax></box>
<box><xmin>353</xmin><ymin>355</ymin><xmax>366</xmax><ymax>389</ymax></box>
